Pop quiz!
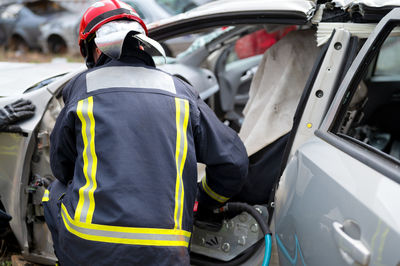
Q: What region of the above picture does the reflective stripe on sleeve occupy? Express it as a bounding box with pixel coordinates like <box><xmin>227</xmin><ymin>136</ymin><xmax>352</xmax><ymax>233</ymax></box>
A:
<box><xmin>201</xmin><ymin>176</ymin><xmax>229</xmax><ymax>203</ymax></box>
<box><xmin>174</xmin><ymin>98</ymin><xmax>189</xmax><ymax>230</ymax></box>
<box><xmin>75</xmin><ymin>97</ymin><xmax>98</xmax><ymax>223</ymax></box>
<box><xmin>42</xmin><ymin>189</ymin><xmax>50</xmax><ymax>202</ymax></box>
<box><xmin>61</xmin><ymin>204</ymin><xmax>191</xmax><ymax>247</ymax></box>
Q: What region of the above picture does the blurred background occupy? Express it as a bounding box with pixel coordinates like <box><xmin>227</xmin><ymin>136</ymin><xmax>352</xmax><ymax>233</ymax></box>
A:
<box><xmin>0</xmin><ymin>0</ymin><xmax>213</xmax><ymax>63</ymax></box>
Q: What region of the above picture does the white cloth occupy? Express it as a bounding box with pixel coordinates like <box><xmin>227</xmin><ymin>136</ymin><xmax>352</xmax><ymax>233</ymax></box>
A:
<box><xmin>239</xmin><ymin>29</ymin><xmax>321</xmax><ymax>156</ymax></box>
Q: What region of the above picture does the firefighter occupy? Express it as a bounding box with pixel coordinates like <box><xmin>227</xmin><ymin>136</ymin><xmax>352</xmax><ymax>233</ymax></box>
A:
<box><xmin>43</xmin><ymin>0</ymin><xmax>248</xmax><ymax>265</ymax></box>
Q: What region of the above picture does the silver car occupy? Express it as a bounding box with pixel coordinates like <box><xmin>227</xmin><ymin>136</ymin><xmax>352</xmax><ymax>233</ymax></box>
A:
<box><xmin>39</xmin><ymin>0</ymin><xmax>210</xmax><ymax>55</ymax></box>
<box><xmin>0</xmin><ymin>0</ymin><xmax>69</xmax><ymax>51</ymax></box>
<box><xmin>1</xmin><ymin>0</ymin><xmax>400</xmax><ymax>265</ymax></box>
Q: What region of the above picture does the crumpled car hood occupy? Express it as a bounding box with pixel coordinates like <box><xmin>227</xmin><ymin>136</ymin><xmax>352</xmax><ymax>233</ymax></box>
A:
<box><xmin>0</xmin><ymin>62</ymin><xmax>83</xmax><ymax>97</ymax></box>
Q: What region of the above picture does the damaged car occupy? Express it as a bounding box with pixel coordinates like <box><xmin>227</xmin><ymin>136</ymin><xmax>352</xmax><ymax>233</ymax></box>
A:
<box><xmin>0</xmin><ymin>0</ymin><xmax>70</xmax><ymax>51</ymax></box>
<box><xmin>0</xmin><ymin>0</ymin><xmax>400</xmax><ymax>265</ymax></box>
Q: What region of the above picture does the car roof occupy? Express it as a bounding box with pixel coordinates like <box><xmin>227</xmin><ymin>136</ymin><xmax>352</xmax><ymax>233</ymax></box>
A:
<box><xmin>149</xmin><ymin>0</ymin><xmax>315</xmax><ymax>31</ymax></box>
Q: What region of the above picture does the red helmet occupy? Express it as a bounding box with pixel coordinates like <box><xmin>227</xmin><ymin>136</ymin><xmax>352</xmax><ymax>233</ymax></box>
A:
<box><xmin>78</xmin><ymin>0</ymin><xmax>147</xmax><ymax>58</ymax></box>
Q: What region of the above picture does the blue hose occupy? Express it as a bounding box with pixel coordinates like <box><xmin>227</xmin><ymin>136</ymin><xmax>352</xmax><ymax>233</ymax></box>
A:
<box><xmin>262</xmin><ymin>234</ymin><xmax>272</xmax><ymax>266</ymax></box>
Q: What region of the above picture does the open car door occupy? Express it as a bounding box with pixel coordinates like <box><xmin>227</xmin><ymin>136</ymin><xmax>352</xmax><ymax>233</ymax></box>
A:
<box><xmin>275</xmin><ymin>8</ymin><xmax>400</xmax><ymax>266</ymax></box>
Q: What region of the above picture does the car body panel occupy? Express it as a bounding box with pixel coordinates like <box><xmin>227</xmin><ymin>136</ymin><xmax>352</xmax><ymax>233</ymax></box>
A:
<box><xmin>0</xmin><ymin>62</ymin><xmax>83</xmax><ymax>97</ymax></box>
<box><xmin>0</xmin><ymin>87</ymin><xmax>59</xmax><ymax>264</ymax></box>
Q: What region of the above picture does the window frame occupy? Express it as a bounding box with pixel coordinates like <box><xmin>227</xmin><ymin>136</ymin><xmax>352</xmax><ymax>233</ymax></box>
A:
<box><xmin>317</xmin><ymin>8</ymin><xmax>400</xmax><ymax>184</ymax></box>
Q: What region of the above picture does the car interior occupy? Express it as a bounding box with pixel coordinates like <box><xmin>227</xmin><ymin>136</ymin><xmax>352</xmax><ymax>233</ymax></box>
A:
<box><xmin>335</xmin><ymin>33</ymin><xmax>400</xmax><ymax>162</ymax></box>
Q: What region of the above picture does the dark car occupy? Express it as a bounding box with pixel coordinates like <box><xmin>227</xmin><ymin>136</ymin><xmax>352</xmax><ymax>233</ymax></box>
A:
<box><xmin>0</xmin><ymin>0</ymin><xmax>68</xmax><ymax>51</ymax></box>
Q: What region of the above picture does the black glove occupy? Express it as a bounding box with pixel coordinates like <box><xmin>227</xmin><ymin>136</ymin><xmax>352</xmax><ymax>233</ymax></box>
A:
<box><xmin>0</xmin><ymin>99</ymin><xmax>35</xmax><ymax>133</ymax></box>
<box><xmin>194</xmin><ymin>203</ymin><xmax>224</xmax><ymax>231</ymax></box>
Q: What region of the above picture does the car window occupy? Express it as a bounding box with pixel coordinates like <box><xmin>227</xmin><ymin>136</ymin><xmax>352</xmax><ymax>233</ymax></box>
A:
<box><xmin>155</xmin><ymin>0</ymin><xmax>198</xmax><ymax>14</ymax></box>
<box><xmin>1</xmin><ymin>4</ymin><xmax>22</xmax><ymax>19</ymax></box>
<box><xmin>24</xmin><ymin>74</ymin><xmax>66</xmax><ymax>94</ymax></box>
<box><xmin>124</xmin><ymin>1</ymin><xmax>146</xmax><ymax>20</ymax></box>
<box><xmin>176</xmin><ymin>27</ymin><xmax>234</xmax><ymax>58</ymax></box>
<box><xmin>333</xmin><ymin>26</ymin><xmax>400</xmax><ymax>162</ymax></box>
<box><xmin>374</xmin><ymin>36</ymin><xmax>400</xmax><ymax>77</ymax></box>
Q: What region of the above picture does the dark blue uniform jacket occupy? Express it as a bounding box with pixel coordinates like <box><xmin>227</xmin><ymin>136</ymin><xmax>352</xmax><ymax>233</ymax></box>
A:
<box><xmin>48</xmin><ymin>54</ymin><xmax>248</xmax><ymax>265</ymax></box>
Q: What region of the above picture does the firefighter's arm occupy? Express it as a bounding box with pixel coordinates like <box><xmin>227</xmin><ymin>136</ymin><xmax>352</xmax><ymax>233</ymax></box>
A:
<box><xmin>194</xmin><ymin>97</ymin><xmax>249</xmax><ymax>209</ymax></box>
<box><xmin>50</xmin><ymin>107</ymin><xmax>77</xmax><ymax>185</ymax></box>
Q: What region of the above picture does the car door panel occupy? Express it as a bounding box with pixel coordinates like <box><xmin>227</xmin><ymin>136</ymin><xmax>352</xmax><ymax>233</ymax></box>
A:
<box><xmin>276</xmin><ymin>8</ymin><xmax>400</xmax><ymax>266</ymax></box>
<box><xmin>287</xmin><ymin>29</ymin><xmax>352</xmax><ymax>160</ymax></box>
<box><xmin>276</xmin><ymin>137</ymin><xmax>400</xmax><ymax>265</ymax></box>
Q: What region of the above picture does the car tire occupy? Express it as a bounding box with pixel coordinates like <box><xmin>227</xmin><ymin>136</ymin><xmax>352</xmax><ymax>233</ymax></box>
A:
<box><xmin>8</xmin><ymin>35</ymin><xmax>29</xmax><ymax>53</ymax></box>
<box><xmin>48</xmin><ymin>35</ymin><xmax>67</xmax><ymax>54</ymax></box>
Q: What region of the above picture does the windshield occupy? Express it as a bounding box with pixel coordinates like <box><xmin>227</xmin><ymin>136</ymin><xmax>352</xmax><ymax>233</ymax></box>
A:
<box><xmin>177</xmin><ymin>26</ymin><xmax>235</xmax><ymax>58</ymax></box>
<box><xmin>24</xmin><ymin>73</ymin><xmax>66</xmax><ymax>94</ymax></box>
<box><xmin>155</xmin><ymin>0</ymin><xmax>204</xmax><ymax>15</ymax></box>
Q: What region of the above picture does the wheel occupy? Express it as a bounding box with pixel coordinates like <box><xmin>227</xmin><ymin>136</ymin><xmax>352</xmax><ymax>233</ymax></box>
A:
<box><xmin>8</xmin><ymin>35</ymin><xmax>29</xmax><ymax>53</ymax></box>
<box><xmin>48</xmin><ymin>35</ymin><xmax>67</xmax><ymax>54</ymax></box>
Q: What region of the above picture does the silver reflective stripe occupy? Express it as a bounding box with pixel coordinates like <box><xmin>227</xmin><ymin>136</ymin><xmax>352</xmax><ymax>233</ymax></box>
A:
<box><xmin>81</xmin><ymin>99</ymin><xmax>93</xmax><ymax>222</ymax></box>
<box><xmin>75</xmin><ymin>97</ymin><xmax>98</xmax><ymax>224</ymax></box>
<box><xmin>86</xmin><ymin>66</ymin><xmax>176</xmax><ymax>94</ymax></box>
<box><xmin>61</xmin><ymin>204</ymin><xmax>191</xmax><ymax>246</ymax></box>
<box><xmin>176</xmin><ymin>99</ymin><xmax>185</xmax><ymax>229</ymax></box>
<box><xmin>174</xmin><ymin>98</ymin><xmax>189</xmax><ymax>230</ymax></box>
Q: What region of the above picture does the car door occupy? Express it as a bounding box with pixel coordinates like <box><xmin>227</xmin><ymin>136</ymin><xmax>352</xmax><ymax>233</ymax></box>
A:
<box><xmin>275</xmin><ymin>8</ymin><xmax>400</xmax><ymax>266</ymax></box>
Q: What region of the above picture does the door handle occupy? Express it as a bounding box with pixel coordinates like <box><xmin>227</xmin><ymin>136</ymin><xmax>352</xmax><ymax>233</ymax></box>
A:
<box><xmin>240</xmin><ymin>70</ymin><xmax>254</xmax><ymax>82</ymax></box>
<box><xmin>240</xmin><ymin>66</ymin><xmax>258</xmax><ymax>83</ymax></box>
<box><xmin>332</xmin><ymin>221</ymin><xmax>370</xmax><ymax>265</ymax></box>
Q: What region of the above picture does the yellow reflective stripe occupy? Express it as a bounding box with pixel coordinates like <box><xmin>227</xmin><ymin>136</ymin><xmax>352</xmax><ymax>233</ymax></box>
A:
<box><xmin>87</xmin><ymin>97</ymin><xmax>98</xmax><ymax>223</ymax></box>
<box><xmin>202</xmin><ymin>176</ymin><xmax>229</xmax><ymax>203</ymax></box>
<box><xmin>174</xmin><ymin>98</ymin><xmax>189</xmax><ymax>230</ymax></box>
<box><xmin>75</xmin><ymin>97</ymin><xmax>98</xmax><ymax>223</ymax></box>
<box><xmin>61</xmin><ymin>204</ymin><xmax>190</xmax><ymax>247</ymax></box>
<box><xmin>42</xmin><ymin>189</ymin><xmax>49</xmax><ymax>202</ymax></box>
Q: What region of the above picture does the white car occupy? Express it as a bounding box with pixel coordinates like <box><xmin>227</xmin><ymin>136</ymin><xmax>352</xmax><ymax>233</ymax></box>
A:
<box><xmin>1</xmin><ymin>0</ymin><xmax>399</xmax><ymax>265</ymax></box>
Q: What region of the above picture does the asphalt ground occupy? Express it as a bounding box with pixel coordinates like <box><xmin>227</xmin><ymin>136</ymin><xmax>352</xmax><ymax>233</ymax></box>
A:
<box><xmin>0</xmin><ymin>47</ymin><xmax>83</xmax><ymax>63</ymax></box>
